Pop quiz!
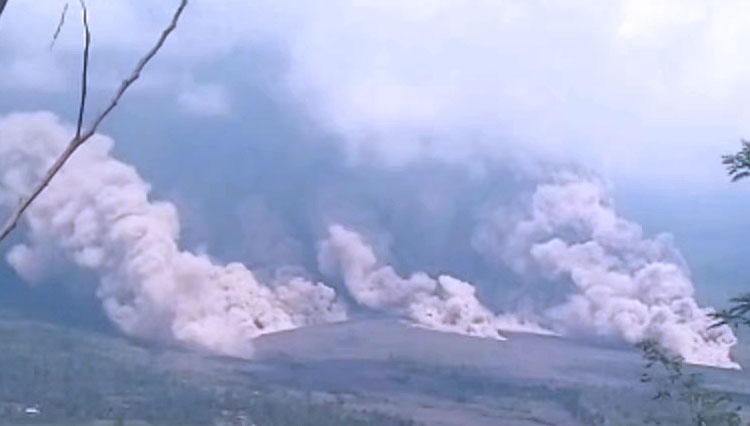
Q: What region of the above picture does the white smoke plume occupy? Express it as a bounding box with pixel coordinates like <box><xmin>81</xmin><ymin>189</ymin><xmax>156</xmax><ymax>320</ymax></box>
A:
<box><xmin>319</xmin><ymin>224</ymin><xmax>553</xmax><ymax>339</ymax></box>
<box><xmin>477</xmin><ymin>174</ymin><xmax>738</xmax><ymax>369</ymax></box>
<box><xmin>0</xmin><ymin>112</ymin><xmax>738</xmax><ymax>368</ymax></box>
<box><xmin>0</xmin><ymin>112</ymin><xmax>346</xmax><ymax>357</ymax></box>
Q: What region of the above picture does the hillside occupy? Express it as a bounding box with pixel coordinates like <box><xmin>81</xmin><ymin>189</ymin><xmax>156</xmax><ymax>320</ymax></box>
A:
<box><xmin>0</xmin><ymin>313</ymin><xmax>747</xmax><ymax>425</ymax></box>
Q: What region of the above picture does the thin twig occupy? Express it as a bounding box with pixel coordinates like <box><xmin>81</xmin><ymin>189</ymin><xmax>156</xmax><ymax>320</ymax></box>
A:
<box><xmin>0</xmin><ymin>0</ymin><xmax>188</xmax><ymax>245</ymax></box>
<box><xmin>0</xmin><ymin>0</ymin><xmax>8</xmax><ymax>24</ymax></box>
<box><xmin>75</xmin><ymin>0</ymin><xmax>90</xmax><ymax>140</ymax></box>
<box><xmin>50</xmin><ymin>3</ymin><xmax>70</xmax><ymax>50</ymax></box>
<box><xmin>87</xmin><ymin>0</ymin><xmax>188</xmax><ymax>134</ymax></box>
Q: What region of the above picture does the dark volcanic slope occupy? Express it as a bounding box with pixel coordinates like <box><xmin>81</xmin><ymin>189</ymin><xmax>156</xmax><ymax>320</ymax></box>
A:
<box><xmin>251</xmin><ymin>319</ymin><xmax>750</xmax><ymax>425</ymax></box>
<box><xmin>254</xmin><ymin>318</ymin><xmax>749</xmax><ymax>389</ymax></box>
<box><xmin>0</xmin><ymin>312</ymin><xmax>748</xmax><ymax>426</ymax></box>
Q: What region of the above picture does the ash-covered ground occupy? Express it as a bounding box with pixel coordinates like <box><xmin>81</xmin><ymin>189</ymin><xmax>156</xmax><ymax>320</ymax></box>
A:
<box><xmin>0</xmin><ymin>312</ymin><xmax>747</xmax><ymax>425</ymax></box>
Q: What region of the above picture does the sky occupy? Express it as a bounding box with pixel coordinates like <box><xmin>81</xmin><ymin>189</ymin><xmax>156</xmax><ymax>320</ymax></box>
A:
<box><xmin>1</xmin><ymin>0</ymin><xmax>750</xmax><ymax>320</ymax></box>
<box><xmin>4</xmin><ymin>1</ymin><xmax>750</xmax><ymax>177</ymax></box>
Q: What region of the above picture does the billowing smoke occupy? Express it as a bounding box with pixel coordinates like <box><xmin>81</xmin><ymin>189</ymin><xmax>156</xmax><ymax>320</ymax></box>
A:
<box><xmin>319</xmin><ymin>224</ymin><xmax>553</xmax><ymax>339</ymax></box>
<box><xmin>476</xmin><ymin>174</ymin><xmax>738</xmax><ymax>368</ymax></box>
<box><xmin>0</xmin><ymin>112</ymin><xmax>346</xmax><ymax>357</ymax></box>
<box><xmin>0</xmin><ymin>112</ymin><xmax>548</xmax><ymax>355</ymax></box>
<box><xmin>0</xmin><ymin>112</ymin><xmax>740</xmax><ymax>369</ymax></box>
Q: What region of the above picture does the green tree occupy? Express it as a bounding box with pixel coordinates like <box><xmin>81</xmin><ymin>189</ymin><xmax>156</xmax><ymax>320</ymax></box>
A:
<box><xmin>713</xmin><ymin>294</ymin><xmax>750</xmax><ymax>329</ymax></box>
<box><xmin>638</xmin><ymin>143</ymin><xmax>750</xmax><ymax>425</ymax></box>
<box><xmin>719</xmin><ymin>141</ymin><xmax>750</xmax><ymax>326</ymax></box>
<box><xmin>638</xmin><ymin>340</ymin><xmax>743</xmax><ymax>426</ymax></box>
<box><xmin>723</xmin><ymin>141</ymin><xmax>750</xmax><ymax>182</ymax></box>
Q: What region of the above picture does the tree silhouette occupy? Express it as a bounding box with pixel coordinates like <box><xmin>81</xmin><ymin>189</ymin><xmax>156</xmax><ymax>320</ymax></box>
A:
<box><xmin>638</xmin><ymin>340</ymin><xmax>743</xmax><ymax>426</ymax></box>
<box><xmin>713</xmin><ymin>294</ymin><xmax>750</xmax><ymax>330</ymax></box>
<box><xmin>717</xmin><ymin>141</ymin><xmax>750</xmax><ymax>328</ymax></box>
<box><xmin>0</xmin><ymin>0</ymin><xmax>188</xmax><ymax>246</ymax></box>
<box><xmin>722</xmin><ymin>140</ymin><xmax>750</xmax><ymax>182</ymax></box>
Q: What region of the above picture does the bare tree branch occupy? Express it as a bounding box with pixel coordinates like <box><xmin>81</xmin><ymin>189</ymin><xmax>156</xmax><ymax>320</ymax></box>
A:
<box><xmin>75</xmin><ymin>0</ymin><xmax>90</xmax><ymax>140</ymax></box>
<box><xmin>0</xmin><ymin>0</ymin><xmax>8</xmax><ymax>24</ymax></box>
<box><xmin>87</xmin><ymin>0</ymin><xmax>187</xmax><ymax>134</ymax></box>
<box><xmin>50</xmin><ymin>3</ymin><xmax>70</xmax><ymax>50</ymax></box>
<box><xmin>0</xmin><ymin>0</ymin><xmax>188</xmax><ymax>245</ymax></box>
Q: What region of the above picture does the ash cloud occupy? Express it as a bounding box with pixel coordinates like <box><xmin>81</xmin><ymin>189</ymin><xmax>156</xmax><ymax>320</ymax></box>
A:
<box><xmin>0</xmin><ymin>112</ymin><xmax>535</xmax><ymax>356</ymax></box>
<box><xmin>0</xmin><ymin>112</ymin><xmax>345</xmax><ymax>357</ymax></box>
<box><xmin>319</xmin><ymin>224</ymin><xmax>553</xmax><ymax>339</ymax></box>
<box><xmin>0</xmin><ymin>1</ymin><xmax>746</xmax><ymax>370</ymax></box>
<box><xmin>0</xmin><ymin>112</ymin><xmax>739</xmax><ymax>369</ymax></box>
<box><xmin>475</xmin><ymin>174</ymin><xmax>738</xmax><ymax>368</ymax></box>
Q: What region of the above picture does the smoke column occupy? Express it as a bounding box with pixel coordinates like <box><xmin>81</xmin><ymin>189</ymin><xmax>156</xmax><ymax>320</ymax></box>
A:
<box><xmin>0</xmin><ymin>112</ymin><xmax>346</xmax><ymax>357</ymax></box>
<box><xmin>0</xmin><ymin>113</ymin><xmax>739</xmax><ymax>369</ymax></box>
<box><xmin>319</xmin><ymin>224</ymin><xmax>553</xmax><ymax>339</ymax></box>
<box><xmin>476</xmin><ymin>174</ymin><xmax>738</xmax><ymax>368</ymax></box>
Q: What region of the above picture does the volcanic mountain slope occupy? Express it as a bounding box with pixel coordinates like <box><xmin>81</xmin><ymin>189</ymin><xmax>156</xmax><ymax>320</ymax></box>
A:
<box><xmin>0</xmin><ymin>312</ymin><xmax>748</xmax><ymax>425</ymax></box>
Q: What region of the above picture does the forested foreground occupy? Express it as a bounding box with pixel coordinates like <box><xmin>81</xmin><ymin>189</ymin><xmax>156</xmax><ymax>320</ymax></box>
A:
<box><xmin>0</xmin><ymin>312</ymin><xmax>416</xmax><ymax>426</ymax></box>
<box><xmin>0</xmin><ymin>312</ymin><xmax>747</xmax><ymax>426</ymax></box>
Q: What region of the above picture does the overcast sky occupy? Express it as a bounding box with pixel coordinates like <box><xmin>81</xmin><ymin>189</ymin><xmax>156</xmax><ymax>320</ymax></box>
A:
<box><xmin>2</xmin><ymin>0</ymin><xmax>750</xmax><ymax>303</ymax></box>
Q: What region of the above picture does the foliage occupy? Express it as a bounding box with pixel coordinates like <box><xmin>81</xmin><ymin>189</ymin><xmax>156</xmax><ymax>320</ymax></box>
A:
<box><xmin>0</xmin><ymin>315</ymin><xmax>418</xmax><ymax>426</ymax></box>
<box><xmin>638</xmin><ymin>340</ymin><xmax>744</xmax><ymax>426</ymax></box>
<box><xmin>712</xmin><ymin>294</ymin><xmax>750</xmax><ymax>330</ymax></box>
<box><xmin>722</xmin><ymin>140</ymin><xmax>750</xmax><ymax>182</ymax></box>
